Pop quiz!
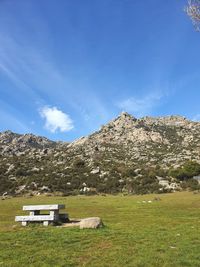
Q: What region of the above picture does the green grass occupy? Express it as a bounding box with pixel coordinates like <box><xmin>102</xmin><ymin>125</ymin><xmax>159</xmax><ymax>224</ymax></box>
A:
<box><xmin>0</xmin><ymin>192</ymin><xmax>200</xmax><ymax>266</ymax></box>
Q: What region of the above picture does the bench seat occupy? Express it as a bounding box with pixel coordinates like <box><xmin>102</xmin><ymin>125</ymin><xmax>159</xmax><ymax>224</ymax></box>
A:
<box><xmin>15</xmin><ymin>213</ymin><xmax>68</xmax><ymax>223</ymax></box>
<box><xmin>15</xmin><ymin>215</ymin><xmax>56</xmax><ymax>222</ymax></box>
<box><xmin>23</xmin><ymin>204</ymin><xmax>65</xmax><ymax>211</ymax></box>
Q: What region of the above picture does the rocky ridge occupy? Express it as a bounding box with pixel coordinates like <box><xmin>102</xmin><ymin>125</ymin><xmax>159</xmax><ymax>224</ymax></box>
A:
<box><xmin>0</xmin><ymin>130</ymin><xmax>57</xmax><ymax>156</ymax></box>
<box><xmin>69</xmin><ymin>112</ymin><xmax>200</xmax><ymax>166</ymax></box>
<box><xmin>1</xmin><ymin>112</ymin><xmax>200</xmax><ymax>196</ymax></box>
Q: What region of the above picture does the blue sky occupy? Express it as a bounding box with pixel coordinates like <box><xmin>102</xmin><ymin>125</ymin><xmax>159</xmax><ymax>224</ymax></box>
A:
<box><xmin>0</xmin><ymin>0</ymin><xmax>199</xmax><ymax>141</ymax></box>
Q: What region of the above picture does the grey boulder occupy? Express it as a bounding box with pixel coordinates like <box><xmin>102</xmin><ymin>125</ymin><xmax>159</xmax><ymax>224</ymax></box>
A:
<box><xmin>79</xmin><ymin>217</ymin><xmax>103</xmax><ymax>229</ymax></box>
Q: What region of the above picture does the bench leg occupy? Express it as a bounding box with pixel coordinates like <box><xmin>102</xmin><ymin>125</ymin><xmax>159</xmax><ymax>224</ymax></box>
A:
<box><xmin>43</xmin><ymin>221</ymin><xmax>49</xmax><ymax>226</ymax></box>
<box><xmin>22</xmin><ymin>221</ymin><xmax>27</xmax><ymax>226</ymax></box>
<box><xmin>30</xmin><ymin>211</ymin><xmax>40</xmax><ymax>216</ymax></box>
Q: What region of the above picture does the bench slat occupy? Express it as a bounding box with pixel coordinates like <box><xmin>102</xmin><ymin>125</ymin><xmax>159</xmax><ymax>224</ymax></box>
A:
<box><xmin>15</xmin><ymin>215</ymin><xmax>56</xmax><ymax>222</ymax></box>
<box><xmin>23</xmin><ymin>204</ymin><xmax>65</xmax><ymax>211</ymax></box>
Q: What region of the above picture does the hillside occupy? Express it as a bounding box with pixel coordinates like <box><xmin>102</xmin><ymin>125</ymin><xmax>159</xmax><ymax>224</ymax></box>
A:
<box><xmin>0</xmin><ymin>130</ymin><xmax>57</xmax><ymax>155</ymax></box>
<box><xmin>1</xmin><ymin>112</ymin><xmax>200</xmax><ymax>196</ymax></box>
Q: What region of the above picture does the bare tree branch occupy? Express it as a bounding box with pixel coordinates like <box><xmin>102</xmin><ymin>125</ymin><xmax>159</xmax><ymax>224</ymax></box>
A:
<box><xmin>185</xmin><ymin>0</ymin><xmax>200</xmax><ymax>30</ymax></box>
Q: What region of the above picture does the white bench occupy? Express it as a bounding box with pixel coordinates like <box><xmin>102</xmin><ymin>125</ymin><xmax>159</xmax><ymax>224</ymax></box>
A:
<box><xmin>15</xmin><ymin>204</ymin><xmax>68</xmax><ymax>226</ymax></box>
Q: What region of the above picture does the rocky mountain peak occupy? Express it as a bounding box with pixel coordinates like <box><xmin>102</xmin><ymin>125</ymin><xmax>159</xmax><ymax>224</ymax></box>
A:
<box><xmin>71</xmin><ymin>112</ymin><xmax>200</xmax><ymax>149</ymax></box>
<box><xmin>105</xmin><ymin>112</ymin><xmax>137</xmax><ymax>130</ymax></box>
<box><xmin>118</xmin><ymin>111</ymin><xmax>136</xmax><ymax>119</ymax></box>
<box><xmin>115</xmin><ymin>111</ymin><xmax>137</xmax><ymax>122</ymax></box>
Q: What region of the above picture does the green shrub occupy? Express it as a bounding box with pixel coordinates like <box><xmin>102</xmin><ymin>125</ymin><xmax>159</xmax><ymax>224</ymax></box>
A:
<box><xmin>169</xmin><ymin>161</ymin><xmax>200</xmax><ymax>181</ymax></box>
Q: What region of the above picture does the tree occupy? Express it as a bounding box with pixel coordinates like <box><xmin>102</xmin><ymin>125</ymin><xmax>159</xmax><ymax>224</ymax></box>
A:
<box><xmin>169</xmin><ymin>161</ymin><xmax>200</xmax><ymax>181</ymax></box>
<box><xmin>185</xmin><ymin>0</ymin><xmax>200</xmax><ymax>30</ymax></box>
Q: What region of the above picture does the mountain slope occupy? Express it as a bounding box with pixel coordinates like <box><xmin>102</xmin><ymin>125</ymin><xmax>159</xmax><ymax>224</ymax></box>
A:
<box><xmin>1</xmin><ymin>112</ymin><xmax>200</xmax><ymax>196</ymax></box>
<box><xmin>0</xmin><ymin>130</ymin><xmax>57</xmax><ymax>156</ymax></box>
<box><xmin>69</xmin><ymin>112</ymin><xmax>200</xmax><ymax>166</ymax></box>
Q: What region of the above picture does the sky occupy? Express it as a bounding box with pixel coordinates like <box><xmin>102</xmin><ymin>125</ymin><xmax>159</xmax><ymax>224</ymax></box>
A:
<box><xmin>0</xmin><ymin>0</ymin><xmax>200</xmax><ymax>141</ymax></box>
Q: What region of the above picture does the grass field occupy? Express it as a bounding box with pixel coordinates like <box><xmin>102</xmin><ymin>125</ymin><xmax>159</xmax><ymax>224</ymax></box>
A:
<box><xmin>0</xmin><ymin>192</ymin><xmax>200</xmax><ymax>267</ymax></box>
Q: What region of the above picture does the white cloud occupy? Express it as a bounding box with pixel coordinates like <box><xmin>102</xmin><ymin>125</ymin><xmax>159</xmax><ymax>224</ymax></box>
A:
<box><xmin>117</xmin><ymin>92</ymin><xmax>164</xmax><ymax>117</ymax></box>
<box><xmin>39</xmin><ymin>106</ymin><xmax>74</xmax><ymax>133</ymax></box>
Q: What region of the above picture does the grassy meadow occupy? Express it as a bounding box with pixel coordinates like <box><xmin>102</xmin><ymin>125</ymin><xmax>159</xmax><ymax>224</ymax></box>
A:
<box><xmin>0</xmin><ymin>192</ymin><xmax>200</xmax><ymax>267</ymax></box>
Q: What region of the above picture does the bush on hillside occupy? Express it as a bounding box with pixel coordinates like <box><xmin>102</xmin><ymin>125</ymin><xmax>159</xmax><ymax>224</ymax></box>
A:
<box><xmin>169</xmin><ymin>161</ymin><xmax>200</xmax><ymax>181</ymax></box>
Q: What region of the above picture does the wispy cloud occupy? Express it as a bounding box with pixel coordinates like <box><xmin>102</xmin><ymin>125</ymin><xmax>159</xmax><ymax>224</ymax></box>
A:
<box><xmin>0</xmin><ymin>34</ymin><xmax>110</xmax><ymax>129</ymax></box>
<box><xmin>39</xmin><ymin>106</ymin><xmax>74</xmax><ymax>133</ymax></box>
<box><xmin>117</xmin><ymin>91</ymin><xmax>164</xmax><ymax>117</ymax></box>
<box><xmin>0</xmin><ymin>2</ymin><xmax>112</xmax><ymax>135</ymax></box>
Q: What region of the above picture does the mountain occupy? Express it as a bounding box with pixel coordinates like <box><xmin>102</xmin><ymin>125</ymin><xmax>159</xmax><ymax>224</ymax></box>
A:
<box><xmin>0</xmin><ymin>130</ymin><xmax>57</xmax><ymax>156</ymax></box>
<box><xmin>69</xmin><ymin>112</ymin><xmax>200</xmax><ymax>166</ymax></box>
<box><xmin>1</xmin><ymin>112</ymin><xmax>200</xmax><ymax>197</ymax></box>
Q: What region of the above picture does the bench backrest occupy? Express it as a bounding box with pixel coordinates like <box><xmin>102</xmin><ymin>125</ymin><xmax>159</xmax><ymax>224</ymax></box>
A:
<box><xmin>23</xmin><ymin>204</ymin><xmax>65</xmax><ymax>211</ymax></box>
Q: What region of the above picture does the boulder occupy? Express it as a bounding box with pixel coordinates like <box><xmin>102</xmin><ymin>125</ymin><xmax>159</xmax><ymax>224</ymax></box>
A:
<box><xmin>90</xmin><ymin>167</ymin><xmax>100</xmax><ymax>174</ymax></box>
<box><xmin>79</xmin><ymin>217</ymin><xmax>103</xmax><ymax>229</ymax></box>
